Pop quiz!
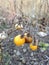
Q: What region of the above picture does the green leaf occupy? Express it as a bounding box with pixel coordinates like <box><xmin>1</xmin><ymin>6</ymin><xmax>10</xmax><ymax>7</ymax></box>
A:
<box><xmin>40</xmin><ymin>47</ymin><xmax>47</xmax><ymax>52</ymax></box>
<box><xmin>39</xmin><ymin>42</ymin><xmax>49</xmax><ymax>48</ymax></box>
<box><xmin>42</xmin><ymin>48</ymin><xmax>46</xmax><ymax>50</ymax></box>
<box><xmin>44</xmin><ymin>43</ymin><xmax>49</xmax><ymax>47</ymax></box>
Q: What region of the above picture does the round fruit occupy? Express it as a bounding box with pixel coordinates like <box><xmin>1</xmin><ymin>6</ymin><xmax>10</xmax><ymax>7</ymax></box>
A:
<box><xmin>24</xmin><ymin>33</ymin><xmax>32</xmax><ymax>43</ymax></box>
<box><xmin>14</xmin><ymin>35</ymin><xmax>25</xmax><ymax>46</ymax></box>
<box><xmin>30</xmin><ymin>43</ymin><xmax>38</xmax><ymax>51</ymax></box>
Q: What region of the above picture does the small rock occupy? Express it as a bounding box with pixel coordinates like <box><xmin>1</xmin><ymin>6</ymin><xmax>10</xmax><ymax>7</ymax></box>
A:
<box><xmin>37</xmin><ymin>32</ymin><xmax>47</xmax><ymax>37</ymax></box>
<box><xmin>0</xmin><ymin>31</ymin><xmax>8</xmax><ymax>40</ymax></box>
<box><xmin>31</xmin><ymin>61</ymin><xmax>34</xmax><ymax>64</ymax></box>
<box><xmin>9</xmin><ymin>38</ymin><xmax>13</xmax><ymax>41</ymax></box>
<box><xmin>26</xmin><ymin>62</ymin><xmax>30</xmax><ymax>65</ymax></box>
<box><xmin>14</xmin><ymin>50</ymin><xmax>16</xmax><ymax>53</ymax></box>
<box><xmin>34</xmin><ymin>62</ymin><xmax>38</xmax><ymax>65</ymax></box>
<box><xmin>13</xmin><ymin>54</ymin><xmax>16</xmax><ymax>57</ymax></box>
<box><xmin>33</xmin><ymin>58</ymin><xmax>37</xmax><ymax>61</ymax></box>
<box><xmin>30</xmin><ymin>52</ymin><xmax>33</xmax><ymax>56</ymax></box>
<box><xmin>23</xmin><ymin>48</ymin><xmax>26</xmax><ymax>53</ymax></box>
<box><xmin>22</xmin><ymin>59</ymin><xmax>26</xmax><ymax>64</ymax></box>
<box><xmin>19</xmin><ymin>62</ymin><xmax>22</xmax><ymax>65</ymax></box>
<box><xmin>9</xmin><ymin>61</ymin><xmax>12</xmax><ymax>64</ymax></box>
<box><xmin>1</xmin><ymin>35</ymin><xmax>7</xmax><ymax>39</ymax></box>
<box><xmin>2</xmin><ymin>47</ymin><xmax>4</xmax><ymax>50</ymax></box>
<box><xmin>16</xmin><ymin>51</ymin><xmax>21</xmax><ymax>56</ymax></box>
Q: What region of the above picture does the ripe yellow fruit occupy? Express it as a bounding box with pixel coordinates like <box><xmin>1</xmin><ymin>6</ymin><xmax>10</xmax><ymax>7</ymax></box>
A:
<box><xmin>30</xmin><ymin>43</ymin><xmax>38</xmax><ymax>51</ymax></box>
<box><xmin>14</xmin><ymin>35</ymin><xmax>25</xmax><ymax>46</ymax></box>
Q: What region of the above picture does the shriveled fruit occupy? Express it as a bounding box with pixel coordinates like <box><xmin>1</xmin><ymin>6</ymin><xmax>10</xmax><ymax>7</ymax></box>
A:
<box><xmin>24</xmin><ymin>33</ymin><xmax>32</xmax><ymax>43</ymax></box>
<box><xmin>15</xmin><ymin>24</ymin><xmax>23</xmax><ymax>30</ymax></box>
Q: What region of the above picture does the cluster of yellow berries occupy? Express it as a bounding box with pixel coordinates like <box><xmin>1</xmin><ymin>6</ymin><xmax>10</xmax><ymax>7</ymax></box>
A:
<box><xmin>14</xmin><ymin>33</ymin><xmax>38</xmax><ymax>51</ymax></box>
